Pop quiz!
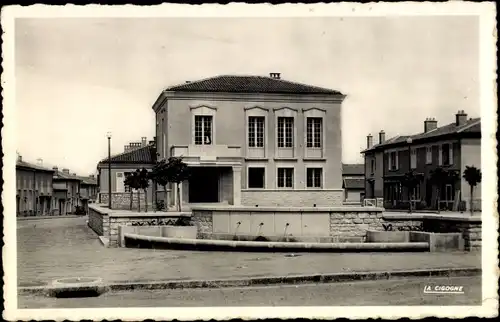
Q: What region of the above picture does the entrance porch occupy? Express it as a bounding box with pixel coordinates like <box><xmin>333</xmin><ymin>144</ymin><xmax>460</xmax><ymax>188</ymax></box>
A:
<box><xmin>170</xmin><ymin>165</ymin><xmax>242</xmax><ymax>210</ymax></box>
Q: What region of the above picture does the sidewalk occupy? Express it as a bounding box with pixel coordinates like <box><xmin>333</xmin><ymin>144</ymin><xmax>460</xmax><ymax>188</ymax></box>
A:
<box><xmin>17</xmin><ymin>217</ymin><xmax>481</xmax><ymax>287</ymax></box>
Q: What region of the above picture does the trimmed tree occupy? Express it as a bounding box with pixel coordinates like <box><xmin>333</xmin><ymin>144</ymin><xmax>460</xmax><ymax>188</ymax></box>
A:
<box><xmin>124</xmin><ymin>170</ymin><xmax>141</xmax><ymax>211</ymax></box>
<box><xmin>151</xmin><ymin>159</ymin><xmax>170</xmax><ymax>210</ymax></box>
<box><xmin>463</xmin><ymin>166</ymin><xmax>482</xmax><ymax>216</ymax></box>
<box><xmin>165</xmin><ymin>157</ymin><xmax>190</xmax><ymax>212</ymax></box>
<box><xmin>401</xmin><ymin>170</ymin><xmax>423</xmax><ymax>213</ymax></box>
<box><xmin>429</xmin><ymin>167</ymin><xmax>459</xmax><ymax>213</ymax></box>
<box><xmin>137</xmin><ymin>168</ymin><xmax>150</xmax><ymax>212</ymax></box>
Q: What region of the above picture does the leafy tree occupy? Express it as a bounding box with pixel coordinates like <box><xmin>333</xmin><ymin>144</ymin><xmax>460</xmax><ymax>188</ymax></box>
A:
<box><xmin>401</xmin><ymin>170</ymin><xmax>423</xmax><ymax>213</ymax></box>
<box><xmin>137</xmin><ymin>168</ymin><xmax>150</xmax><ymax>212</ymax></box>
<box><xmin>463</xmin><ymin>166</ymin><xmax>482</xmax><ymax>216</ymax></box>
<box><xmin>150</xmin><ymin>159</ymin><xmax>170</xmax><ymax>210</ymax></box>
<box><xmin>165</xmin><ymin>157</ymin><xmax>190</xmax><ymax>212</ymax></box>
<box><xmin>124</xmin><ymin>171</ymin><xmax>141</xmax><ymax>211</ymax></box>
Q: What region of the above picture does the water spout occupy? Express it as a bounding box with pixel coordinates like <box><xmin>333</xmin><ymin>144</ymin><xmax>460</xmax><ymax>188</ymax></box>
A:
<box><xmin>256</xmin><ymin>222</ymin><xmax>264</xmax><ymax>236</ymax></box>
<box><xmin>283</xmin><ymin>223</ymin><xmax>290</xmax><ymax>242</ymax></box>
<box><xmin>232</xmin><ymin>221</ymin><xmax>242</xmax><ymax>241</ymax></box>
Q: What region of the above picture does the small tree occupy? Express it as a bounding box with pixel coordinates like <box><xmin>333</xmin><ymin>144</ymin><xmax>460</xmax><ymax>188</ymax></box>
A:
<box><xmin>165</xmin><ymin>157</ymin><xmax>190</xmax><ymax>212</ymax></box>
<box><xmin>124</xmin><ymin>171</ymin><xmax>141</xmax><ymax>211</ymax></box>
<box><xmin>151</xmin><ymin>159</ymin><xmax>170</xmax><ymax>210</ymax></box>
<box><xmin>463</xmin><ymin>166</ymin><xmax>482</xmax><ymax>216</ymax></box>
<box><xmin>401</xmin><ymin>170</ymin><xmax>423</xmax><ymax>213</ymax></box>
<box><xmin>137</xmin><ymin>168</ymin><xmax>150</xmax><ymax>212</ymax></box>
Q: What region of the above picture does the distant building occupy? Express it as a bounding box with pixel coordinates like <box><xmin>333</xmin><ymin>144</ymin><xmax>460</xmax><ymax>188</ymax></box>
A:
<box><xmin>342</xmin><ymin>163</ymin><xmax>365</xmax><ymax>203</ymax></box>
<box><xmin>16</xmin><ymin>156</ymin><xmax>54</xmax><ymax>216</ymax></box>
<box><xmin>78</xmin><ymin>175</ymin><xmax>98</xmax><ymax>213</ymax></box>
<box><xmin>52</xmin><ymin>168</ymin><xmax>82</xmax><ymax>215</ymax></box>
<box><xmin>97</xmin><ymin>138</ymin><xmax>157</xmax><ymax>209</ymax></box>
<box><xmin>152</xmin><ymin>73</ymin><xmax>346</xmax><ymax>209</ymax></box>
<box><xmin>362</xmin><ymin>110</ymin><xmax>481</xmax><ymax>211</ymax></box>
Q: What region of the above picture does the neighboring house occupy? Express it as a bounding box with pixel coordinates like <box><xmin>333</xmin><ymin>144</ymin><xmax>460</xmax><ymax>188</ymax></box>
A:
<box><xmin>97</xmin><ymin>139</ymin><xmax>157</xmax><ymax>209</ymax></box>
<box><xmin>78</xmin><ymin>175</ymin><xmax>98</xmax><ymax>213</ymax></box>
<box><xmin>362</xmin><ymin>110</ymin><xmax>481</xmax><ymax>211</ymax></box>
<box><xmin>342</xmin><ymin>163</ymin><xmax>365</xmax><ymax>203</ymax></box>
<box><xmin>152</xmin><ymin>73</ymin><xmax>346</xmax><ymax>208</ymax></box>
<box><xmin>16</xmin><ymin>156</ymin><xmax>54</xmax><ymax>217</ymax></box>
<box><xmin>52</xmin><ymin>168</ymin><xmax>82</xmax><ymax>215</ymax></box>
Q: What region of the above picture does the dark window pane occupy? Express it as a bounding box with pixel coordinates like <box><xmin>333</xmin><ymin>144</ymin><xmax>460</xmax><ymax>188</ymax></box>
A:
<box><xmin>248</xmin><ymin>167</ymin><xmax>265</xmax><ymax>188</ymax></box>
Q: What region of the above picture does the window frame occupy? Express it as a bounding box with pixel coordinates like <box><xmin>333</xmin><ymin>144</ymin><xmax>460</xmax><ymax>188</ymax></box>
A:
<box><xmin>247</xmin><ymin>166</ymin><xmax>266</xmax><ymax>189</ymax></box>
<box><xmin>277</xmin><ymin>116</ymin><xmax>295</xmax><ymax>148</ymax></box>
<box><xmin>190</xmin><ymin>104</ymin><xmax>217</xmax><ymax>146</ymax></box>
<box><xmin>426</xmin><ymin>146</ymin><xmax>432</xmax><ymax>164</ymax></box>
<box><xmin>306</xmin><ymin>167</ymin><xmax>323</xmax><ymax>188</ymax></box>
<box><xmin>276</xmin><ymin>166</ymin><xmax>294</xmax><ymax>189</ymax></box>
<box><xmin>306</xmin><ymin>117</ymin><xmax>323</xmax><ymax>148</ymax></box>
<box><xmin>248</xmin><ymin>116</ymin><xmax>265</xmax><ymax>148</ymax></box>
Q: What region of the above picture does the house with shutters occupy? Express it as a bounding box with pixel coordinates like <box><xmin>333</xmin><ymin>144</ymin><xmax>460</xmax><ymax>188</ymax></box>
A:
<box><xmin>16</xmin><ymin>155</ymin><xmax>55</xmax><ymax>217</ymax></box>
<box><xmin>97</xmin><ymin>138</ymin><xmax>158</xmax><ymax>209</ymax></box>
<box><xmin>152</xmin><ymin>73</ymin><xmax>346</xmax><ymax>209</ymax></box>
<box><xmin>362</xmin><ymin>110</ymin><xmax>481</xmax><ymax>211</ymax></box>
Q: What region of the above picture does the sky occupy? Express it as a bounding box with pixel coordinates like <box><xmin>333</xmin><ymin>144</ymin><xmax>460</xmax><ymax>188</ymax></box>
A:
<box><xmin>15</xmin><ymin>16</ymin><xmax>479</xmax><ymax>175</ymax></box>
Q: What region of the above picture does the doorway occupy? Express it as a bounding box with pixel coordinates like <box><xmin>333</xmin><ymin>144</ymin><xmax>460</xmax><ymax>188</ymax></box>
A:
<box><xmin>188</xmin><ymin>167</ymin><xmax>220</xmax><ymax>203</ymax></box>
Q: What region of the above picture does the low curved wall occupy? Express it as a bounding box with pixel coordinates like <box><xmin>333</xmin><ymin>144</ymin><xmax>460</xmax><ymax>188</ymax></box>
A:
<box><xmin>123</xmin><ymin>233</ymin><xmax>429</xmax><ymax>252</ymax></box>
<box><xmin>191</xmin><ymin>205</ymin><xmax>386</xmax><ymax>242</ymax></box>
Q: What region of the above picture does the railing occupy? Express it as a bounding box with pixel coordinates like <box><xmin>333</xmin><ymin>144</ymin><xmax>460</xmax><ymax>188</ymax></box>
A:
<box><xmin>363</xmin><ymin>198</ymin><xmax>384</xmax><ymax>207</ymax></box>
<box><xmin>171</xmin><ymin>145</ymin><xmax>242</xmax><ymax>160</ymax></box>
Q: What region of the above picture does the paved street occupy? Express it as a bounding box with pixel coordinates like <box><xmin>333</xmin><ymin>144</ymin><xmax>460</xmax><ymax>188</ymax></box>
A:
<box><xmin>17</xmin><ymin>217</ymin><xmax>481</xmax><ymax>287</ymax></box>
<box><xmin>18</xmin><ymin>276</ymin><xmax>481</xmax><ymax>308</ymax></box>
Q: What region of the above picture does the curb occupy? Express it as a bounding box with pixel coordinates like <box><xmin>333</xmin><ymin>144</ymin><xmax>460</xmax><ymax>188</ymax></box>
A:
<box><xmin>18</xmin><ymin>267</ymin><xmax>481</xmax><ymax>296</ymax></box>
<box><xmin>17</xmin><ymin>215</ymin><xmax>84</xmax><ymax>221</ymax></box>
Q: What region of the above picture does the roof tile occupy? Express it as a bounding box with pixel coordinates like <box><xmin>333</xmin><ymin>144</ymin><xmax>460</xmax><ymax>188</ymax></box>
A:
<box><xmin>165</xmin><ymin>75</ymin><xmax>343</xmax><ymax>95</ymax></box>
<box><xmin>99</xmin><ymin>145</ymin><xmax>156</xmax><ymax>165</ymax></box>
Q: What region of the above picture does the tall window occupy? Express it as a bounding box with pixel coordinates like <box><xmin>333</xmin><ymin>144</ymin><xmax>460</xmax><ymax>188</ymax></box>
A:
<box><xmin>248</xmin><ymin>167</ymin><xmax>265</xmax><ymax>188</ymax></box>
<box><xmin>370</xmin><ymin>159</ymin><xmax>376</xmax><ymax>174</ymax></box>
<box><xmin>306</xmin><ymin>117</ymin><xmax>322</xmax><ymax>148</ymax></box>
<box><xmin>277</xmin><ymin>117</ymin><xmax>294</xmax><ymax>148</ymax></box>
<box><xmin>441</xmin><ymin>143</ymin><xmax>452</xmax><ymax>165</ymax></box>
<box><xmin>248</xmin><ymin>116</ymin><xmax>265</xmax><ymax>148</ymax></box>
<box><xmin>306</xmin><ymin>168</ymin><xmax>322</xmax><ymax>188</ymax></box>
<box><xmin>412</xmin><ymin>184</ymin><xmax>421</xmax><ymax>200</ymax></box>
<box><xmin>195</xmin><ymin>115</ymin><xmax>213</xmax><ymax>145</ymax></box>
<box><xmin>277</xmin><ymin>168</ymin><xmax>294</xmax><ymax>188</ymax></box>
<box><xmin>389</xmin><ymin>151</ymin><xmax>398</xmax><ymax>170</ymax></box>
<box><xmin>410</xmin><ymin>148</ymin><xmax>417</xmax><ymax>169</ymax></box>
<box><xmin>426</xmin><ymin>146</ymin><xmax>432</xmax><ymax>164</ymax></box>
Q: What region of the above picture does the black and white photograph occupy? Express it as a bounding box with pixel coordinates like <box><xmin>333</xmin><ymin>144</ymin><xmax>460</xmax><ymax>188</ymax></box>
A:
<box><xmin>2</xmin><ymin>2</ymin><xmax>498</xmax><ymax>321</ymax></box>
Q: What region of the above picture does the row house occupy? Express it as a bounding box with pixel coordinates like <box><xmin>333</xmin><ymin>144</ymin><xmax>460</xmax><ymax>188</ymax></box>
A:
<box><xmin>152</xmin><ymin>73</ymin><xmax>346</xmax><ymax>208</ymax></box>
<box><xmin>78</xmin><ymin>175</ymin><xmax>98</xmax><ymax>212</ymax></box>
<box><xmin>16</xmin><ymin>156</ymin><xmax>54</xmax><ymax>216</ymax></box>
<box><xmin>52</xmin><ymin>168</ymin><xmax>84</xmax><ymax>215</ymax></box>
<box><xmin>362</xmin><ymin>110</ymin><xmax>481</xmax><ymax>211</ymax></box>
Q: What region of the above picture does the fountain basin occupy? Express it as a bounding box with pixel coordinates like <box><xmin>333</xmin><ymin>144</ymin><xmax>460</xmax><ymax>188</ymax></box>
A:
<box><xmin>123</xmin><ymin>233</ymin><xmax>429</xmax><ymax>252</ymax></box>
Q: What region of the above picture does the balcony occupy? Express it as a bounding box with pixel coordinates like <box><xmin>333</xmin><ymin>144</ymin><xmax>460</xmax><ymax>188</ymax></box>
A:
<box><xmin>171</xmin><ymin>145</ymin><xmax>242</xmax><ymax>161</ymax></box>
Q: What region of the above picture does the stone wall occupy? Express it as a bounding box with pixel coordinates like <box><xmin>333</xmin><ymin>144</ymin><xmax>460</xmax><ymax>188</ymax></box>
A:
<box><xmin>100</xmin><ymin>192</ymin><xmax>150</xmax><ymax>210</ymax></box>
<box><xmin>191</xmin><ymin>210</ymin><xmax>214</xmax><ymax>238</ymax></box>
<box><xmin>241</xmin><ymin>190</ymin><xmax>343</xmax><ymax>207</ymax></box>
<box><xmin>329</xmin><ymin>211</ymin><xmax>385</xmax><ymax>242</ymax></box>
<box><xmin>88</xmin><ymin>206</ymin><xmax>109</xmax><ymax>236</ymax></box>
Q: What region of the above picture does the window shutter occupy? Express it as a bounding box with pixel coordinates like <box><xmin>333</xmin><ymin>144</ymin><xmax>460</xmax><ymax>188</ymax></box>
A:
<box><xmin>449</xmin><ymin>143</ymin><xmax>454</xmax><ymax>165</ymax></box>
<box><xmin>438</xmin><ymin>145</ymin><xmax>443</xmax><ymax>165</ymax></box>
<box><xmin>115</xmin><ymin>172</ymin><xmax>125</xmax><ymax>193</ymax></box>
<box><xmin>395</xmin><ymin>152</ymin><xmax>399</xmax><ymax>170</ymax></box>
<box><xmin>387</xmin><ymin>153</ymin><xmax>392</xmax><ymax>170</ymax></box>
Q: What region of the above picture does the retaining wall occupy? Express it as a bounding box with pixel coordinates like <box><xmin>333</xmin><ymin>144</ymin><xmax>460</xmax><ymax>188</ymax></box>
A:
<box><xmin>88</xmin><ymin>204</ymin><xmax>191</xmax><ymax>247</ymax></box>
<box><xmin>241</xmin><ymin>190</ymin><xmax>344</xmax><ymax>207</ymax></box>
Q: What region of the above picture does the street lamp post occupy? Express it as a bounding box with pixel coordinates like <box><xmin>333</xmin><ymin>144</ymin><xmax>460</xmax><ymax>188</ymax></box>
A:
<box><xmin>107</xmin><ymin>132</ymin><xmax>112</xmax><ymax>210</ymax></box>
<box><xmin>406</xmin><ymin>137</ymin><xmax>413</xmax><ymax>213</ymax></box>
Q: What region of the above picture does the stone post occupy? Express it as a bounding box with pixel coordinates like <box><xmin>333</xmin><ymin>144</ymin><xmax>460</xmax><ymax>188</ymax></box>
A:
<box><xmin>232</xmin><ymin>166</ymin><xmax>242</xmax><ymax>206</ymax></box>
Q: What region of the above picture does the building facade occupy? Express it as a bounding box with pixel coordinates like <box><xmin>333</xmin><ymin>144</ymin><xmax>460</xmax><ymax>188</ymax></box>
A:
<box><xmin>362</xmin><ymin>110</ymin><xmax>481</xmax><ymax>212</ymax></box>
<box><xmin>342</xmin><ymin>163</ymin><xmax>365</xmax><ymax>203</ymax></box>
<box><xmin>79</xmin><ymin>175</ymin><xmax>98</xmax><ymax>212</ymax></box>
<box><xmin>97</xmin><ymin>139</ymin><xmax>157</xmax><ymax>210</ymax></box>
<box><xmin>52</xmin><ymin>168</ymin><xmax>82</xmax><ymax>215</ymax></box>
<box><xmin>16</xmin><ymin>156</ymin><xmax>54</xmax><ymax>216</ymax></box>
<box><xmin>152</xmin><ymin>73</ymin><xmax>346</xmax><ymax>208</ymax></box>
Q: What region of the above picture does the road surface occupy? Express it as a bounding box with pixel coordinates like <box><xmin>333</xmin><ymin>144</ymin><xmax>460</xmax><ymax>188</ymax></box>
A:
<box><xmin>19</xmin><ymin>276</ymin><xmax>481</xmax><ymax>308</ymax></box>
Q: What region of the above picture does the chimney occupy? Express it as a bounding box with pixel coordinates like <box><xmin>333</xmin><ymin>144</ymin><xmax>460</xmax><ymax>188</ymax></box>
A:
<box><xmin>424</xmin><ymin>117</ymin><xmax>438</xmax><ymax>133</ymax></box>
<box><xmin>124</xmin><ymin>145</ymin><xmax>129</xmax><ymax>152</ymax></box>
<box><xmin>455</xmin><ymin>110</ymin><xmax>468</xmax><ymax>126</ymax></box>
<box><xmin>89</xmin><ymin>175</ymin><xmax>95</xmax><ymax>178</ymax></box>
<box><xmin>72</xmin><ymin>173</ymin><xmax>77</xmax><ymax>176</ymax></box>
<box><xmin>52</xmin><ymin>166</ymin><xmax>58</xmax><ymax>172</ymax></box>
<box><xmin>141</xmin><ymin>137</ymin><xmax>147</xmax><ymax>147</ymax></box>
<box><xmin>269</xmin><ymin>72</ymin><xmax>281</xmax><ymax>79</ymax></box>
<box><xmin>378</xmin><ymin>130</ymin><xmax>386</xmax><ymax>144</ymax></box>
<box><xmin>37</xmin><ymin>158</ymin><xmax>43</xmax><ymax>166</ymax></box>
<box><xmin>367</xmin><ymin>134</ymin><xmax>373</xmax><ymax>149</ymax></box>
<box><xmin>17</xmin><ymin>154</ymin><xmax>22</xmax><ymax>162</ymax></box>
<box><xmin>63</xmin><ymin>168</ymin><xmax>70</xmax><ymax>174</ymax></box>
